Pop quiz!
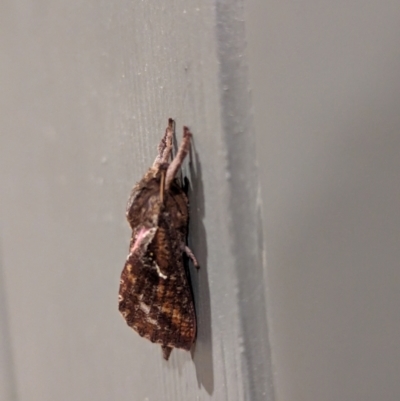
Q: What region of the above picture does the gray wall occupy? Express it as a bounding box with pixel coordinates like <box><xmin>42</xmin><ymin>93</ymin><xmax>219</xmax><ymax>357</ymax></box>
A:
<box><xmin>247</xmin><ymin>1</ymin><xmax>400</xmax><ymax>400</ymax></box>
<box><xmin>0</xmin><ymin>1</ymin><xmax>270</xmax><ymax>401</ymax></box>
<box><xmin>1</xmin><ymin>0</ymin><xmax>400</xmax><ymax>400</ymax></box>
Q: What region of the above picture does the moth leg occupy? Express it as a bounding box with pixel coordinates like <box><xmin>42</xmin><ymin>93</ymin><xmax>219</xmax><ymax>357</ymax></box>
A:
<box><xmin>182</xmin><ymin>243</ymin><xmax>199</xmax><ymax>268</ymax></box>
<box><xmin>153</xmin><ymin>118</ymin><xmax>174</xmax><ymax>166</ymax></box>
<box><xmin>165</xmin><ymin>126</ymin><xmax>192</xmax><ymax>189</ymax></box>
<box><xmin>162</xmin><ymin>345</ymin><xmax>173</xmax><ymax>360</ymax></box>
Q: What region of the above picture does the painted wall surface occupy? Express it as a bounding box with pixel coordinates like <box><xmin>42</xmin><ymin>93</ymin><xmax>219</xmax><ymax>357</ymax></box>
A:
<box><xmin>3</xmin><ymin>0</ymin><xmax>399</xmax><ymax>400</ymax></box>
<box><xmin>0</xmin><ymin>1</ymin><xmax>271</xmax><ymax>401</ymax></box>
<box><xmin>246</xmin><ymin>1</ymin><xmax>400</xmax><ymax>400</ymax></box>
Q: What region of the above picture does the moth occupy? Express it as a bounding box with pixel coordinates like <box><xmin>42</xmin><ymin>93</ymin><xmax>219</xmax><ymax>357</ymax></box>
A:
<box><xmin>119</xmin><ymin>119</ymin><xmax>198</xmax><ymax>360</ymax></box>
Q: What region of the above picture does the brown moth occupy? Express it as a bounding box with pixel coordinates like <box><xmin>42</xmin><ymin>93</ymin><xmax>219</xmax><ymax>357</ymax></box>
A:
<box><xmin>119</xmin><ymin>119</ymin><xmax>198</xmax><ymax>360</ymax></box>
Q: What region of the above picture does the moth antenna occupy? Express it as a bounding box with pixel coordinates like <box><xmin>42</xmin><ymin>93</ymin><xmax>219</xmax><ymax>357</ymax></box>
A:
<box><xmin>160</xmin><ymin>170</ymin><xmax>165</xmax><ymax>203</ymax></box>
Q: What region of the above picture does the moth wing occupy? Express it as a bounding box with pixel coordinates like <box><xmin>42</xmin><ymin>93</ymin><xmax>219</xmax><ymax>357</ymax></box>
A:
<box><xmin>119</xmin><ymin>228</ymin><xmax>196</xmax><ymax>351</ymax></box>
<box><xmin>126</xmin><ymin>169</ymin><xmax>163</xmax><ymax>231</ymax></box>
<box><xmin>150</xmin><ymin>226</ymin><xmax>197</xmax><ymax>350</ymax></box>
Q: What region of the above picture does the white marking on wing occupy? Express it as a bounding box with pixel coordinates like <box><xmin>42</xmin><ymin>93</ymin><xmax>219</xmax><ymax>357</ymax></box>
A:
<box><xmin>139</xmin><ymin>302</ymin><xmax>151</xmax><ymax>314</ymax></box>
<box><xmin>155</xmin><ymin>263</ymin><xmax>167</xmax><ymax>279</ymax></box>
<box><xmin>147</xmin><ymin>317</ymin><xmax>158</xmax><ymax>325</ymax></box>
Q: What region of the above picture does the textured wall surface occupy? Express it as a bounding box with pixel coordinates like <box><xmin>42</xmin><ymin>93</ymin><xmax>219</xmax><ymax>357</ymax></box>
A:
<box><xmin>0</xmin><ymin>1</ymin><xmax>271</xmax><ymax>401</ymax></box>
<box><xmin>3</xmin><ymin>0</ymin><xmax>399</xmax><ymax>400</ymax></box>
<box><xmin>246</xmin><ymin>1</ymin><xmax>400</xmax><ymax>401</ymax></box>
